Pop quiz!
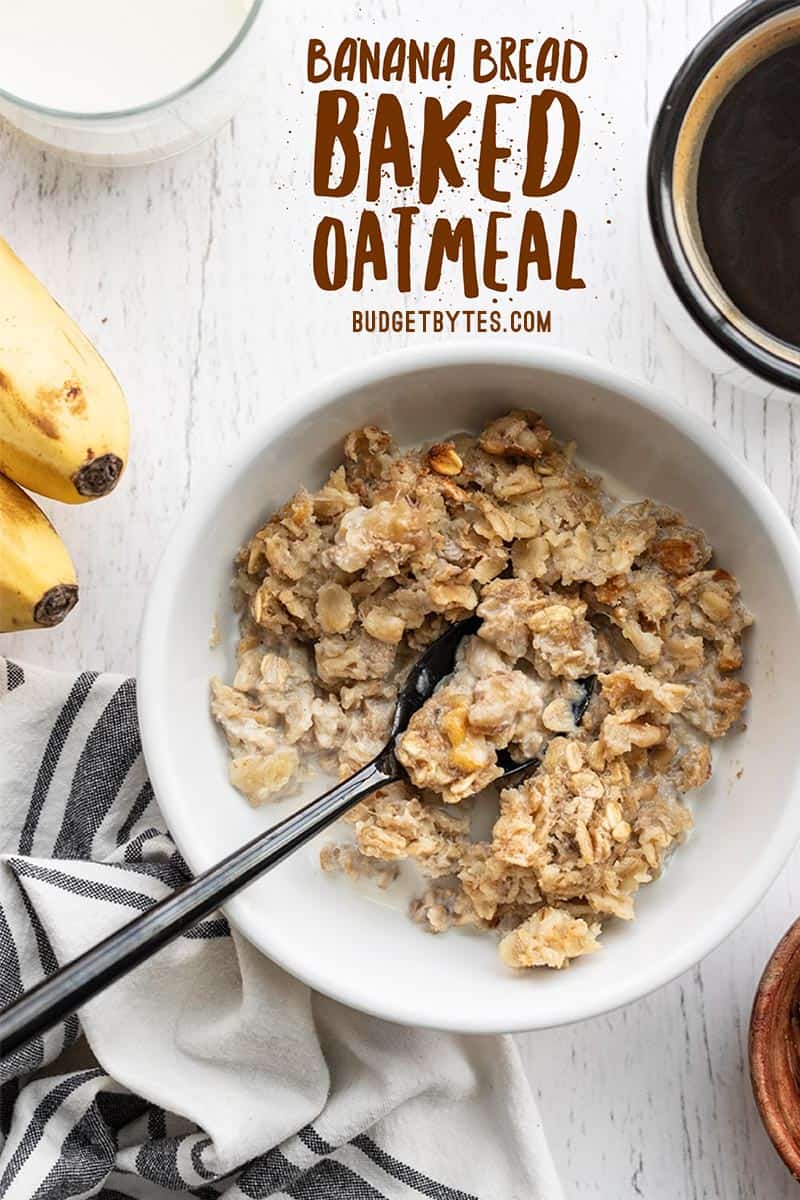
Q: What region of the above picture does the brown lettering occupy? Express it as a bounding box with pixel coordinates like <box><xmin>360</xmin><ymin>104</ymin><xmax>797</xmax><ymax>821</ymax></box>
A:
<box><xmin>314</xmin><ymin>90</ymin><xmax>360</xmax><ymax>196</ymax></box>
<box><xmin>478</xmin><ymin>95</ymin><xmax>515</xmax><ymax>201</ymax></box>
<box><xmin>522</xmin><ymin>90</ymin><xmax>580</xmax><ymax>197</ymax></box>
<box><xmin>307</xmin><ymin>38</ymin><xmax>330</xmax><ymax>82</ymax></box>
<box><xmin>483</xmin><ymin>211</ymin><xmax>510</xmax><ymax>291</ymax></box>
<box><xmin>313</xmin><ymin>217</ymin><xmax>347</xmax><ymax>289</ymax></box>
<box><xmin>473</xmin><ymin>39</ymin><xmax>495</xmax><ymax>82</ymax></box>
<box><xmin>352</xmin><ymin>211</ymin><xmax>388</xmax><ymax>290</ymax></box>
<box><xmin>563</xmin><ymin>40</ymin><xmax>588</xmax><ymax>83</ymax></box>
<box><xmin>366</xmin><ymin>94</ymin><xmax>414</xmax><ymax>202</ymax></box>
<box><xmin>419</xmin><ymin>98</ymin><xmax>471</xmax><ymax>204</ymax></box>
<box><xmin>425</xmin><ymin>217</ymin><xmax>478</xmax><ymax>297</ymax></box>
<box><xmin>517</xmin><ymin>210</ymin><xmax>552</xmax><ymax>288</ymax></box>
<box><xmin>499</xmin><ymin>37</ymin><xmax>518</xmax><ymax>80</ymax></box>
<box><xmin>536</xmin><ymin>38</ymin><xmax>560</xmax><ymax>81</ymax></box>
<box><xmin>555</xmin><ymin>210</ymin><xmax>585</xmax><ymax>289</ymax></box>
<box><xmin>392</xmin><ymin>206</ymin><xmax>420</xmax><ymax>293</ymax></box>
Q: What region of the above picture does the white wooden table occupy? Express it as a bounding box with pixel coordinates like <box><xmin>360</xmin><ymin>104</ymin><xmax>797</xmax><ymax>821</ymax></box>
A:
<box><xmin>3</xmin><ymin>2</ymin><xmax>797</xmax><ymax>1195</ymax></box>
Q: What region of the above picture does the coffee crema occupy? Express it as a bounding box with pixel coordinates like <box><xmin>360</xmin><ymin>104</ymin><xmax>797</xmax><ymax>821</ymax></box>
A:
<box><xmin>697</xmin><ymin>41</ymin><xmax>800</xmax><ymax>349</ymax></box>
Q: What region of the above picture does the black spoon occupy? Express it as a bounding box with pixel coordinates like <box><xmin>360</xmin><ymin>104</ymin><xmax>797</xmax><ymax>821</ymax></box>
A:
<box><xmin>0</xmin><ymin>617</ymin><xmax>593</xmax><ymax>1058</ymax></box>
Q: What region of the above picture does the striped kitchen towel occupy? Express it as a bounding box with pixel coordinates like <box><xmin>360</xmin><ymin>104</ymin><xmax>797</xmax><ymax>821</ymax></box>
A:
<box><xmin>0</xmin><ymin>658</ymin><xmax>562</xmax><ymax>1200</ymax></box>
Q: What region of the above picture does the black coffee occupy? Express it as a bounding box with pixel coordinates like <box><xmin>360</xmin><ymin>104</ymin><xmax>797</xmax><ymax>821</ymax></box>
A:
<box><xmin>697</xmin><ymin>42</ymin><xmax>800</xmax><ymax>347</ymax></box>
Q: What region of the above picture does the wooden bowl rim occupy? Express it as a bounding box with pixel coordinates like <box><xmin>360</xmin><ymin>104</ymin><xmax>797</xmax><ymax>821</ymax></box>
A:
<box><xmin>750</xmin><ymin>915</ymin><xmax>800</xmax><ymax>1180</ymax></box>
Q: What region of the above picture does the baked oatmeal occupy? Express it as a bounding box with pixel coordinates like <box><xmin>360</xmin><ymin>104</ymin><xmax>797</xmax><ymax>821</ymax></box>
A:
<box><xmin>211</xmin><ymin>411</ymin><xmax>752</xmax><ymax>969</ymax></box>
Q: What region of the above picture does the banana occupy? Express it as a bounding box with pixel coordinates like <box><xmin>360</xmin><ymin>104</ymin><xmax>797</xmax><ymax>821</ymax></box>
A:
<box><xmin>0</xmin><ymin>237</ymin><xmax>129</xmax><ymax>504</ymax></box>
<box><xmin>0</xmin><ymin>472</ymin><xmax>78</xmax><ymax>631</ymax></box>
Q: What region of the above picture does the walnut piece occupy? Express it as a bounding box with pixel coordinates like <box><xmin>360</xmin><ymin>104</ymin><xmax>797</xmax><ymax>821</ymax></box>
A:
<box><xmin>427</xmin><ymin>441</ymin><xmax>464</xmax><ymax>476</ymax></box>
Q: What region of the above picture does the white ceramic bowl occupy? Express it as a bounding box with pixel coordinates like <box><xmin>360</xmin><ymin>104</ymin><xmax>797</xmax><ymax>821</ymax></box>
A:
<box><xmin>138</xmin><ymin>344</ymin><xmax>800</xmax><ymax>1032</ymax></box>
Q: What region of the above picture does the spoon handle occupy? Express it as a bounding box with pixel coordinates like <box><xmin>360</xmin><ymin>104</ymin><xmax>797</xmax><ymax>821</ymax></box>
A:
<box><xmin>0</xmin><ymin>756</ymin><xmax>396</xmax><ymax>1059</ymax></box>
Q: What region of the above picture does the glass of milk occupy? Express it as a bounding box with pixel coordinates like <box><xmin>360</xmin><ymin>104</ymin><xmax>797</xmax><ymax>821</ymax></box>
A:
<box><xmin>0</xmin><ymin>0</ymin><xmax>266</xmax><ymax>165</ymax></box>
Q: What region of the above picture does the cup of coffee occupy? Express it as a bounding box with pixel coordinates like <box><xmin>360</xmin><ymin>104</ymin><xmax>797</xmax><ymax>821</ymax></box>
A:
<box><xmin>644</xmin><ymin>0</ymin><xmax>800</xmax><ymax>397</ymax></box>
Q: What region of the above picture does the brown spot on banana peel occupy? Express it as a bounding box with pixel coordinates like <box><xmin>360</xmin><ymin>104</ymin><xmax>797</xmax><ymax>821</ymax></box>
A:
<box><xmin>35</xmin><ymin>379</ymin><xmax>87</xmax><ymax>422</ymax></box>
<box><xmin>0</xmin><ymin>373</ymin><xmax>59</xmax><ymax>438</ymax></box>
<box><xmin>63</xmin><ymin>382</ymin><xmax>86</xmax><ymax>415</ymax></box>
<box><xmin>27</xmin><ymin>409</ymin><xmax>59</xmax><ymax>438</ymax></box>
<box><xmin>33</xmin><ymin>583</ymin><xmax>78</xmax><ymax>627</ymax></box>
<box><xmin>71</xmin><ymin>453</ymin><xmax>123</xmax><ymax>498</ymax></box>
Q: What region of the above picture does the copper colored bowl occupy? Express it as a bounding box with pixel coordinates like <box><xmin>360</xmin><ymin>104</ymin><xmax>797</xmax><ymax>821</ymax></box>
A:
<box><xmin>751</xmin><ymin>917</ymin><xmax>800</xmax><ymax>1179</ymax></box>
